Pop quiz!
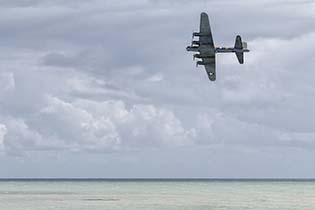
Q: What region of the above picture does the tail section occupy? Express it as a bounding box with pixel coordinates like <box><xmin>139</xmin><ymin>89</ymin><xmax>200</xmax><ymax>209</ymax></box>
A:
<box><xmin>234</xmin><ymin>35</ymin><xmax>244</xmax><ymax>64</ymax></box>
<box><xmin>235</xmin><ymin>52</ymin><xmax>244</xmax><ymax>64</ymax></box>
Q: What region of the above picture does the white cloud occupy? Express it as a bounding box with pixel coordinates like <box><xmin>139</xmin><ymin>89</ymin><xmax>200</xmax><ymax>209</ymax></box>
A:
<box><xmin>1</xmin><ymin>95</ymin><xmax>194</xmax><ymax>154</ymax></box>
<box><xmin>0</xmin><ymin>72</ymin><xmax>15</xmax><ymax>92</ymax></box>
<box><xmin>2</xmin><ymin>118</ymin><xmax>44</xmax><ymax>155</ymax></box>
<box><xmin>0</xmin><ymin>124</ymin><xmax>7</xmax><ymax>151</ymax></box>
<box><xmin>147</xmin><ymin>74</ymin><xmax>164</xmax><ymax>82</ymax></box>
<box><xmin>36</xmin><ymin>96</ymin><xmax>120</xmax><ymax>152</ymax></box>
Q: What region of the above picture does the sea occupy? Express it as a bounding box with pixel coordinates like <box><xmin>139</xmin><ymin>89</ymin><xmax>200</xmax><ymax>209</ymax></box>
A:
<box><xmin>0</xmin><ymin>179</ymin><xmax>315</xmax><ymax>210</ymax></box>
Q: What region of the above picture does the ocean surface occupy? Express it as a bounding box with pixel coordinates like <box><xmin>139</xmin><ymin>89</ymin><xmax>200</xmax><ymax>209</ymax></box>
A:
<box><xmin>0</xmin><ymin>179</ymin><xmax>315</xmax><ymax>210</ymax></box>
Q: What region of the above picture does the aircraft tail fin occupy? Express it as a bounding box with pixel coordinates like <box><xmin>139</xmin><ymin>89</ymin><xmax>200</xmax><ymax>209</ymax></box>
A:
<box><xmin>234</xmin><ymin>35</ymin><xmax>245</xmax><ymax>64</ymax></box>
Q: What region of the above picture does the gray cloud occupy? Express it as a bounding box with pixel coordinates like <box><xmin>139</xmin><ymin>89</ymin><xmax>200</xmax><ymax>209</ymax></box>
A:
<box><xmin>0</xmin><ymin>0</ymin><xmax>315</xmax><ymax>177</ymax></box>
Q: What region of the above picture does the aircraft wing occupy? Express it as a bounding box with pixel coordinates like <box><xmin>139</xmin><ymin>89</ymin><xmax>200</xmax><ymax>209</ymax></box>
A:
<box><xmin>199</xmin><ymin>12</ymin><xmax>214</xmax><ymax>47</ymax></box>
<box><xmin>202</xmin><ymin>56</ymin><xmax>216</xmax><ymax>81</ymax></box>
<box><xmin>199</xmin><ymin>13</ymin><xmax>216</xmax><ymax>81</ymax></box>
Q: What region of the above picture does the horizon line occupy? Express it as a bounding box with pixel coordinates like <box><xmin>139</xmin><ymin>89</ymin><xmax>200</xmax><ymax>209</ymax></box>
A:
<box><xmin>1</xmin><ymin>178</ymin><xmax>315</xmax><ymax>181</ymax></box>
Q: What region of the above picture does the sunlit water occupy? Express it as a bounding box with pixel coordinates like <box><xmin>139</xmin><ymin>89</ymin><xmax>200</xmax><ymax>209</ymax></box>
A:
<box><xmin>1</xmin><ymin>179</ymin><xmax>315</xmax><ymax>210</ymax></box>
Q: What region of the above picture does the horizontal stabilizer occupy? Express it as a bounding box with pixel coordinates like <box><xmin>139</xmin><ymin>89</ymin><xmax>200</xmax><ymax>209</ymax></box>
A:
<box><xmin>235</xmin><ymin>52</ymin><xmax>244</xmax><ymax>64</ymax></box>
<box><xmin>235</xmin><ymin>35</ymin><xmax>245</xmax><ymax>64</ymax></box>
<box><xmin>242</xmin><ymin>42</ymin><xmax>248</xmax><ymax>49</ymax></box>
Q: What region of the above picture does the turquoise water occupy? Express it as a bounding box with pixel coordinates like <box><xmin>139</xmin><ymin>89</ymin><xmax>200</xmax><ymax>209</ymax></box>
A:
<box><xmin>1</xmin><ymin>180</ymin><xmax>315</xmax><ymax>210</ymax></box>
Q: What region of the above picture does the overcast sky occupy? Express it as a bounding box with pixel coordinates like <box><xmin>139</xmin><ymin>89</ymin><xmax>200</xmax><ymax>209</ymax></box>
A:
<box><xmin>1</xmin><ymin>0</ymin><xmax>315</xmax><ymax>178</ymax></box>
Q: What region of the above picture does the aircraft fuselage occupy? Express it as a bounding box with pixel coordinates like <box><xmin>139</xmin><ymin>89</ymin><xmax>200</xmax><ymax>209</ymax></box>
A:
<box><xmin>187</xmin><ymin>46</ymin><xmax>249</xmax><ymax>54</ymax></box>
<box><xmin>215</xmin><ymin>47</ymin><xmax>250</xmax><ymax>53</ymax></box>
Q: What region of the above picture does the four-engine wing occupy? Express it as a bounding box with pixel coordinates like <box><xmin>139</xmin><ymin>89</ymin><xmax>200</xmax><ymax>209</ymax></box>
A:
<box><xmin>199</xmin><ymin>13</ymin><xmax>214</xmax><ymax>47</ymax></box>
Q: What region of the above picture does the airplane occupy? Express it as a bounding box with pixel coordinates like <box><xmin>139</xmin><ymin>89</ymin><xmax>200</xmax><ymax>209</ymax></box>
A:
<box><xmin>186</xmin><ymin>12</ymin><xmax>250</xmax><ymax>81</ymax></box>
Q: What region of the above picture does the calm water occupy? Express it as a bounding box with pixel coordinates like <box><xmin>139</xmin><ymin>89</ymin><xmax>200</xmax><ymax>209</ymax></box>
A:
<box><xmin>0</xmin><ymin>179</ymin><xmax>315</xmax><ymax>210</ymax></box>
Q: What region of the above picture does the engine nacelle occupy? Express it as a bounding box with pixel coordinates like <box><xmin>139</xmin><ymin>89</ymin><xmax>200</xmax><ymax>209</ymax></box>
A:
<box><xmin>196</xmin><ymin>60</ymin><xmax>212</xmax><ymax>67</ymax></box>
<box><xmin>196</xmin><ymin>61</ymin><xmax>206</xmax><ymax>66</ymax></box>
<box><xmin>194</xmin><ymin>54</ymin><xmax>213</xmax><ymax>60</ymax></box>
<box><xmin>193</xmin><ymin>32</ymin><xmax>202</xmax><ymax>37</ymax></box>
<box><xmin>192</xmin><ymin>41</ymin><xmax>201</xmax><ymax>46</ymax></box>
<box><xmin>193</xmin><ymin>32</ymin><xmax>208</xmax><ymax>37</ymax></box>
<box><xmin>186</xmin><ymin>46</ymin><xmax>200</xmax><ymax>52</ymax></box>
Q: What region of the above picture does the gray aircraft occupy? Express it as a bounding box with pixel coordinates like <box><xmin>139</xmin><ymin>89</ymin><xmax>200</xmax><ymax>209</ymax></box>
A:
<box><xmin>186</xmin><ymin>12</ymin><xmax>250</xmax><ymax>81</ymax></box>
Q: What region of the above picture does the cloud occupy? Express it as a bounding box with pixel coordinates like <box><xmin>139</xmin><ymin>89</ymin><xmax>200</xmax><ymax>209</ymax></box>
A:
<box><xmin>0</xmin><ymin>124</ymin><xmax>7</xmax><ymax>151</ymax></box>
<box><xmin>216</xmin><ymin>32</ymin><xmax>315</xmax><ymax>133</ymax></box>
<box><xmin>2</xmin><ymin>118</ymin><xmax>44</xmax><ymax>156</ymax></box>
<box><xmin>0</xmin><ymin>73</ymin><xmax>15</xmax><ymax>92</ymax></box>
<box><xmin>2</xmin><ymin>95</ymin><xmax>194</xmax><ymax>154</ymax></box>
<box><xmin>0</xmin><ymin>0</ymin><xmax>315</xmax><ymax>177</ymax></box>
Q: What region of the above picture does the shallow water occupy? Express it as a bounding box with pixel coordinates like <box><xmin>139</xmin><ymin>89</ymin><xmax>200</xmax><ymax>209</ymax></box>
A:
<box><xmin>0</xmin><ymin>180</ymin><xmax>315</xmax><ymax>210</ymax></box>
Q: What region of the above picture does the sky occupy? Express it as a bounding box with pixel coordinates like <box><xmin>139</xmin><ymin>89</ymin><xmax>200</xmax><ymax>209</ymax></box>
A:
<box><xmin>1</xmin><ymin>0</ymin><xmax>315</xmax><ymax>178</ymax></box>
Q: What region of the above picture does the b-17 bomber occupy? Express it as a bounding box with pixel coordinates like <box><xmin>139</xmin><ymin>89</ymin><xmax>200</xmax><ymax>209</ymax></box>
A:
<box><xmin>186</xmin><ymin>12</ymin><xmax>250</xmax><ymax>81</ymax></box>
